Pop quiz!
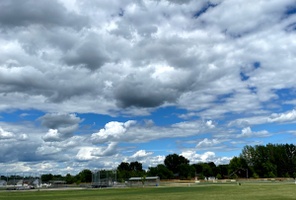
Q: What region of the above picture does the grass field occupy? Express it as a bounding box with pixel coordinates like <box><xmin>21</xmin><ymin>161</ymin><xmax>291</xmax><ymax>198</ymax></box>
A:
<box><xmin>0</xmin><ymin>183</ymin><xmax>295</xmax><ymax>200</ymax></box>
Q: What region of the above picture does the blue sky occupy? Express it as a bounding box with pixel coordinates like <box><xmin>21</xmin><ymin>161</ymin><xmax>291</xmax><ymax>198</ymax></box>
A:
<box><xmin>1</xmin><ymin>0</ymin><xmax>296</xmax><ymax>175</ymax></box>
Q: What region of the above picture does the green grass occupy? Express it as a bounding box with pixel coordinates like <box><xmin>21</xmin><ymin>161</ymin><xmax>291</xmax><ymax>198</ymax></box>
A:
<box><xmin>0</xmin><ymin>183</ymin><xmax>295</xmax><ymax>200</ymax></box>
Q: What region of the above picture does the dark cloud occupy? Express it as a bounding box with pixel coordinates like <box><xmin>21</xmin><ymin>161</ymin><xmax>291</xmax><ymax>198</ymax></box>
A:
<box><xmin>91</xmin><ymin>142</ymin><xmax>118</xmax><ymax>157</ymax></box>
<box><xmin>114</xmin><ymin>75</ymin><xmax>180</xmax><ymax>108</ymax></box>
<box><xmin>164</xmin><ymin>0</ymin><xmax>192</xmax><ymax>4</ymax></box>
<box><xmin>1</xmin><ymin>0</ymin><xmax>296</xmax><ymax>174</ymax></box>
<box><xmin>63</xmin><ymin>35</ymin><xmax>110</xmax><ymax>70</ymax></box>
<box><xmin>131</xmin><ymin>37</ymin><xmax>198</xmax><ymax>69</ymax></box>
<box><xmin>0</xmin><ymin>66</ymin><xmax>53</xmax><ymax>98</ymax></box>
<box><xmin>193</xmin><ymin>2</ymin><xmax>218</xmax><ymax>18</ymax></box>
<box><xmin>0</xmin><ymin>0</ymin><xmax>89</xmax><ymax>29</ymax></box>
<box><xmin>39</xmin><ymin>113</ymin><xmax>81</xmax><ymax>129</ymax></box>
<box><xmin>0</xmin><ymin>139</ymin><xmax>40</xmax><ymax>162</ymax></box>
<box><xmin>39</xmin><ymin>113</ymin><xmax>82</xmax><ymax>142</ymax></box>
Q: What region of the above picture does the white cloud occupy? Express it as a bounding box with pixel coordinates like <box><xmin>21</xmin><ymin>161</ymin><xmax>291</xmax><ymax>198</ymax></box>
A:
<box><xmin>91</xmin><ymin>120</ymin><xmax>136</xmax><ymax>143</ymax></box>
<box><xmin>229</xmin><ymin>109</ymin><xmax>296</xmax><ymax>127</ymax></box>
<box><xmin>19</xmin><ymin>133</ymin><xmax>28</xmax><ymax>141</ymax></box>
<box><xmin>76</xmin><ymin>142</ymin><xmax>119</xmax><ymax>161</ymax></box>
<box><xmin>206</xmin><ymin>120</ymin><xmax>215</xmax><ymax>129</ymax></box>
<box><xmin>181</xmin><ymin>150</ymin><xmax>230</xmax><ymax>165</ymax></box>
<box><xmin>268</xmin><ymin>109</ymin><xmax>296</xmax><ymax>123</ymax></box>
<box><xmin>42</xmin><ymin>129</ymin><xmax>61</xmax><ymax>142</ymax></box>
<box><xmin>131</xmin><ymin>150</ymin><xmax>153</xmax><ymax>160</ymax></box>
<box><xmin>196</xmin><ymin>138</ymin><xmax>220</xmax><ymax>148</ymax></box>
<box><xmin>0</xmin><ymin>162</ymin><xmax>31</xmax><ymax>173</ymax></box>
<box><xmin>0</xmin><ymin>127</ymin><xmax>15</xmax><ymax>139</ymax></box>
<box><xmin>36</xmin><ymin>145</ymin><xmax>62</xmax><ymax>156</ymax></box>
<box><xmin>1</xmin><ymin>0</ymin><xmax>296</xmax><ymax>174</ymax></box>
<box><xmin>76</xmin><ymin>147</ymin><xmax>96</xmax><ymax>161</ymax></box>
<box><xmin>228</xmin><ymin>115</ymin><xmax>269</xmax><ymax>127</ymax></box>
<box><xmin>91</xmin><ymin>142</ymin><xmax>119</xmax><ymax>157</ymax></box>
<box><xmin>237</xmin><ymin>127</ymin><xmax>269</xmax><ymax>138</ymax></box>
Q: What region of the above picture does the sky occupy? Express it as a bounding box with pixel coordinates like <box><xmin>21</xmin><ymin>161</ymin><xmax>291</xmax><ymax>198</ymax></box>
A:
<box><xmin>1</xmin><ymin>0</ymin><xmax>296</xmax><ymax>175</ymax></box>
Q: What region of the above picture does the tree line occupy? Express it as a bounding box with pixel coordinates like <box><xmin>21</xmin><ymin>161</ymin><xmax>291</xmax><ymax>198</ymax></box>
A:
<box><xmin>40</xmin><ymin>143</ymin><xmax>296</xmax><ymax>183</ymax></box>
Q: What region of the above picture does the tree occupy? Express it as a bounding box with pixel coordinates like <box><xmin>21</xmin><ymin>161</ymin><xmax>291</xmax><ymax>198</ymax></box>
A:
<box><xmin>192</xmin><ymin>163</ymin><xmax>203</xmax><ymax>175</ymax></box>
<box><xmin>164</xmin><ymin>154</ymin><xmax>189</xmax><ymax>175</ymax></box>
<box><xmin>77</xmin><ymin>169</ymin><xmax>92</xmax><ymax>183</ymax></box>
<box><xmin>201</xmin><ymin>163</ymin><xmax>214</xmax><ymax>177</ymax></box>
<box><xmin>41</xmin><ymin>174</ymin><xmax>53</xmax><ymax>183</ymax></box>
<box><xmin>207</xmin><ymin>162</ymin><xmax>217</xmax><ymax>176</ymax></box>
<box><xmin>178</xmin><ymin>164</ymin><xmax>195</xmax><ymax>179</ymax></box>
<box><xmin>147</xmin><ymin>164</ymin><xmax>174</xmax><ymax>179</ymax></box>
<box><xmin>228</xmin><ymin>157</ymin><xmax>249</xmax><ymax>178</ymax></box>
<box><xmin>130</xmin><ymin>161</ymin><xmax>143</xmax><ymax>172</ymax></box>
<box><xmin>240</xmin><ymin>143</ymin><xmax>296</xmax><ymax>178</ymax></box>
<box><xmin>117</xmin><ymin>162</ymin><xmax>130</xmax><ymax>171</ymax></box>
<box><xmin>65</xmin><ymin>173</ymin><xmax>75</xmax><ymax>184</ymax></box>
<box><xmin>117</xmin><ymin>161</ymin><xmax>145</xmax><ymax>181</ymax></box>
<box><xmin>216</xmin><ymin>164</ymin><xmax>229</xmax><ymax>179</ymax></box>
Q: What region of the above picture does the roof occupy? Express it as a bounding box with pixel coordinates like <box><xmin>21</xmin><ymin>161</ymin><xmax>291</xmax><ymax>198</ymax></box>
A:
<box><xmin>129</xmin><ymin>176</ymin><xmax>159</xmax><ymax>181</ymax></box>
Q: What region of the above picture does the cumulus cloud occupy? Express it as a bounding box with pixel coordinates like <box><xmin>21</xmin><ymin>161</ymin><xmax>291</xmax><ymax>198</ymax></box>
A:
<box><xmin>19</xmin><ymin>133</ymin><xmax>29</xmax><ymax>141</ymax></box>
<box><xmin>63</xmin><ymin>34</ymin><xmax>110</xmax><ymax>70</ymax></box>
<box><xmin>181</xmin><ymin>150</ymin><xmax>231</xmax><ymax>165</ymax></box>
<box><xmin>205</xmin><ymin>120</ymin><xmax>215</xmax><ymax>129</ymax></box>
<box><xmin>0</xmin><ymin>0</ymin><xmax>295</xmax><ymax>116</ymax></box>
<box><xmin>0</xmin><ymin>0</ymin><xmax>89</xmax><ymax>29</ymax></box>
<box><xmin>76</xmin><ymin>147</ymin><xmax>95</xmax><ymax>161</ymax></box>
<box><xmin>1</xmin><ymin>0</ymin><xmax>296</xmax><ymax>174</ymax></box>
<box><xmin>42</xmin><ymin>129</ymin><xmax>62</xmax><ymax>142</ymax></box>
<box><xmin>0</xmin><ymin>127</ymin><xmax>15</xmax><ymax>139</ymax></box>
<box><xmin>131</xmin><ymin>150</ymin><xmax>153</xmax><ymax>160</ymax></box>
<box><xmin>91</xmin><ymin>120</ymin><xmax>136</xmax><ymax>143</ymax></box>
<box><xmin>91</xmin><ymin>142</ymin><xmax>119</xmax><ymax>157</ymax></box>
<box><xmin>237</xmin><ymin>127</ymin><xmax>269</xmax><ymax>138</ymax></box>
<box><xmin>36</xmin><ymin>145</ymin><xmax>62</xmax><ymax>156</ymax></box>
<box><xmin>268</xmin><ymin>109</ymin><xmax>296</xmax><ymax>123</ymax></box>
<box><xmin>90</xmin><ymin>119</ymin><xmax>219</xmax><ymax>144</ymax></box>
<box><xmin>229</xmin><ymin>109</ymin><xmax>296</xmax><ymax>127</ymax></box>
<box><xmin>39</xmin><ymin>113</ymin><xmax>81</xmax><ymax>129</ymax></box>
<box><xmin>196</xmin><ymin>138</ymin><xmax>220</xmax><ymax>148</ymax></box>
<box><xmin>76</xmin><ymin>142</ymin><xmax>118</xmax><ymax>161</ymax></box>
<box><xmin>39</xmin><ymin>113</ymin><xmax>81</xmax><ymax>141</ymax></box>
<box><xmin>35</xmin><ymin>135</ymin><xmax>85</xmax><ymax>162</ymax></box>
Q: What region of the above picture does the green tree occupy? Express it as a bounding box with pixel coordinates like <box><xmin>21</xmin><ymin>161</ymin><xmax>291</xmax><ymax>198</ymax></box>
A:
<box><xmin>240</xmin><ymin>143</ymin><xmax>296</xmax><ymax>178</ymax></box>
<box><xmin>164</xmin><ymin>154</ymin><xmax>189</xmax><ymax>175</ymax></box>
<box><xmin>228</xmin><ymin>157</ymin><xmax>249</xmax><ymax>178</ymax></box>
<box><xmin>117</xmin><ymin>161</ymin><xmax>145</xmax><ymax>181</ymax></box>
<box><xmin>130</xmin><ymin>161</ymin><xmax>144</xmax><ymax>172</ymax></box>
<box><xmin>41</xmin><ymin>174</ymin><xmax>53</xmax><ymax>183</ymax></box>
<box><xmin>216</xmin><ymin>164</ymin><xmax>229</xmax><ymax>179</ymax></box>
<box><xmin>117</xmin><ymin>162</ymin><xmax>130</xmax><ymax>171</ymax></box>
<box><xmin>77</xmin><ymin>169</ymin><xmax>92</xmax><ymax>183</ymax></box>
<box><xmin>178</xmin><ymin>164</ymin><xmax>195</xmax><ymax>179</ymax></box>
<box><xmin>65</xmin><ymin>173</ymin><xmax>75</xmax><ymax>184</ymax></box>
<box><xmin>201</xmin><ymin>163</ymin><xmax>214</xmax><ymax>177</ymax></box>
<box><xmin>147</xmin><ymin>164</ymin><xmax>174</xmax><ymax>179</ymax></box>
<box><xmin>192</xmin><ymin>163</ymin><xmax>203</xmax><ymax>176</ymax></box>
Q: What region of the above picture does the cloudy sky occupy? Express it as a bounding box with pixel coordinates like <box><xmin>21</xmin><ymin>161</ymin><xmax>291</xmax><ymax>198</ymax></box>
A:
<box><xmin>1</xmin><ymin>0</ymin><xmax>296</xmax><ymax>175</ymax></box>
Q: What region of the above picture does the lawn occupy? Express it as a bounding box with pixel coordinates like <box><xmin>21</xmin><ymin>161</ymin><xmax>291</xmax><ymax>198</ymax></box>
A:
<box><xmin>0</xmin><ymin>183</ymin><xmax>295</xmax><ymax>200</ymax></box>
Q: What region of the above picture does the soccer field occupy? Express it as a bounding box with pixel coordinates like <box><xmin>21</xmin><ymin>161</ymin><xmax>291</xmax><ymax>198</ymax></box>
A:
<box><xmin>0</xmin><ymin>183</ymin><xmax>295</xmax><ymax>200</ymax></box>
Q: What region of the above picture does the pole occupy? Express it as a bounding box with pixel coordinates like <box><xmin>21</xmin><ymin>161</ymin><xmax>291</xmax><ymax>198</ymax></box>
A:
<box><xmin>247</xmin><ymin>169</ymin><xmax>248</xmax><ymax>179</ymax></box>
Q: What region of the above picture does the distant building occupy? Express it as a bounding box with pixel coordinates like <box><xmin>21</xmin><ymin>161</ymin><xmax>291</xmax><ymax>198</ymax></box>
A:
<box><xmin>0</xmin><ymin>180</ymin><xmax>7</xmax><ymax>187</ymax></box>
<box><xmin>128</xmin><ymin>176</ymin><xmax>160</xmax><ymax>187</ymax></box>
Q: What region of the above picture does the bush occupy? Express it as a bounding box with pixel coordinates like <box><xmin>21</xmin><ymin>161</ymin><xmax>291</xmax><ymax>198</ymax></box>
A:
<box><xmin>267</xmin><ymin>172</ymin><xmax>276</xmax><ymax>178</ymax></box>
<box><xmin>198</xmin><ymin>174</ymin><xmax>205</xmax><ymax>180</ymax></box>
<box><xmin>252</xmin><ymin>173</ymin><xmax>259</xmax><ymax>179</ymax></box>
<box><xmin>216</xmin><ymin>173</ymin><xmax>222</xmax><ymax>179</ymax></box>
